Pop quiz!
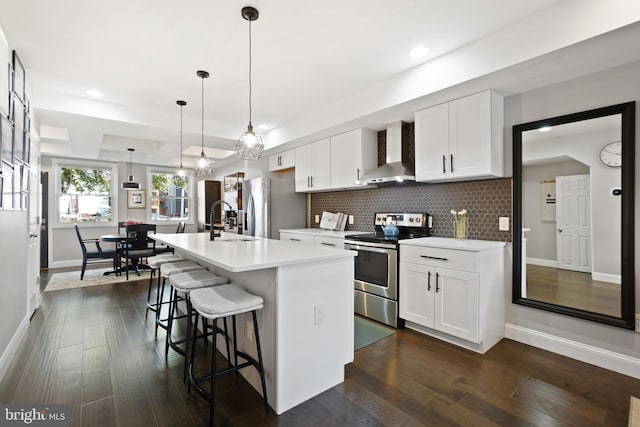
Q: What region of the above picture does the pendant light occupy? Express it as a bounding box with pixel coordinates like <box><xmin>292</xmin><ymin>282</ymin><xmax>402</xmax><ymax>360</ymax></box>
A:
<box><xmin>236</xmin><ymin>6</ymin><xmax>264</xmax><ymax>160</ymax></box>
<box><xmin>176</xmin><ymin>100</ymin><xmax>187</xmax><ymax>177</ymax></box>
<box><xmin>121</xmin><ymin>148</ymin><xmax>140</xmax><ymax>189</ymax></box>
<box><xmin>194</xmin><ymin>70</ymin><xmax>214</xmax><ymax>176</ymax></box>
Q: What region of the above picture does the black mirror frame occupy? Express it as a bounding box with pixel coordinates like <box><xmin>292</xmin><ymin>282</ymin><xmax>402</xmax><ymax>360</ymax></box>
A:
<box><xmin>513</xmin><ymin>101</ymin><xmax>636</xmax><ymax>329</ymax></box>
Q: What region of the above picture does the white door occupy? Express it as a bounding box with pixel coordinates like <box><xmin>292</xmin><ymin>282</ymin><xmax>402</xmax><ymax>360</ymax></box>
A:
<box><xmin>294</xmin><ymin>144</ymin><xmax>312</xmax><ymax>192</ymax></box>
<box><xmin>556</xmin><ymin>174</ymin><xmax>591</xmax><ymax>272</ymax></box>
<box><xmin>414</xmin><ymin>103</ymin><xmax>449</xmax><ymax>181</ymax></box>
<box><xmin>399</xmin><ymin>262</ymin><xmax>434</xmax><ymax>327</ymax></box>
<box><xmin>330</xmin><ymin>130</ymin><xmax>360</xmax><ymax>189</ymax></box>
<box><xmin>27</xmin><ymin>160</ymin><xmax>41</xmax><ymax>316</ymax></box>
<box><xmin>310</xmin><ymin>138</ymin><xmax>331</xmax><ymax>190</ymax></box>
<box><xmin>434</xmin><ymin>267</ymin><xmax>479</xmax><ymax>343</ymax></box>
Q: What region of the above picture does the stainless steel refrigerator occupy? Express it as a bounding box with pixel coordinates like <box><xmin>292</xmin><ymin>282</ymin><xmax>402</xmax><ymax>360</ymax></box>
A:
<box><xmin>242</xmin><ymin>172</ymin><xmax>306</xmax><ymax>239</ymax></box>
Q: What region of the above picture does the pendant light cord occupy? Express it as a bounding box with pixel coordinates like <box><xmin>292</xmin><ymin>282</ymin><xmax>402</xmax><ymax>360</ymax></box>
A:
<box><xmin>201</xmin><ymin>75</ymin><xmax>205</xmax><ymax>155</ymax></box>
<box><xmin>248</xmin><ymin>17</ymin><xmax>252</xmax><ymax>127</ymax></box>
<box><xmin>180</xmin><ymin>104</ymin><xmax>184</xmax><ymax>167</ymax></box>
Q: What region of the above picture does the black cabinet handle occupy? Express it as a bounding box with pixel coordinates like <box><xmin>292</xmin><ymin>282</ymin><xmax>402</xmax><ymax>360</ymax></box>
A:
<box><xmin>289</xmin><ymin>238</ymin><xmax>301</xmax><ymax>242</ymax></box>
<box><xmin>321</xmin><ymin>242</ymin><xmax>336</xmax><ymax>247</ymax></box>
<box><xmin>420</xmin><ymin>255</ymin><xmax>448</xmax><ymax>261</ymax></box>
<box><xmin>450</xmin><ymin>154</ymin><xmax>454</xmax><ymax>173</ymax></box>
<box><xmin>435</xmin><ymin>272</ymin><xmax>440</xmax><ymax>292</ymax></box>
<box><xmin>427</xmin><ymin>271</ymin><xmax>431</xmax><ymax>291</ymax></box>
<box><xmin>442</xmin><ymin>155</ymin><xmax>446</xmax><ymax>173</ymax></box>
<box><xmin>357</xmin><ymin>167</ymin><xmax>360</xmax><ymax>180</ymax></box>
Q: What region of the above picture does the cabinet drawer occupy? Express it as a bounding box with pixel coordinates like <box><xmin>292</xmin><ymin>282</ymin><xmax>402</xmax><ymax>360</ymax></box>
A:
<box><xmin>401</xmin><ymin>245</ymin><xmax>478</xmax><ymax>272</ymax></box>
<box><xmin>279</xmin><ymin>232</ymin><xmax>315</xmax><ymax>244</ymax></box>
<box><xmin>315</xmin><ymin>236</ymin><xmax>344</xmax><ymax>248</ymax></box>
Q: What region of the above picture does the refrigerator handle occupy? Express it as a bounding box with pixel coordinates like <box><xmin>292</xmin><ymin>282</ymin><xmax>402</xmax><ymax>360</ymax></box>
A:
<box><xmin>247</xmin><ymin>195</ymin><xmax>256</xmax><ymax>236</ymax></box>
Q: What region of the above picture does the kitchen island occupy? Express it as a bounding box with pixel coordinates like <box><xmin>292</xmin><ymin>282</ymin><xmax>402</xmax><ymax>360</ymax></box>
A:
<box><xmin>151</xmin><ymin>232</ymin><xmax>356</xmax><ymax>415</ymax></box>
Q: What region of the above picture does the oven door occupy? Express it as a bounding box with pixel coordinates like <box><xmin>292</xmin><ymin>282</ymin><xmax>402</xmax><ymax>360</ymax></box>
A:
<box><xmin>344</xmin><ymin>242</ymin><xmax>397</xmax><ymax>300</ymax></box>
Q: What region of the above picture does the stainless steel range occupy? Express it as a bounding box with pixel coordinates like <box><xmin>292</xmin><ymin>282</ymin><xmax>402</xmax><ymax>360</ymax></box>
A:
<box><xmin>345</xmin><ymin>212</ymin><xmax>432</xmax><ymax>328</ymax></box>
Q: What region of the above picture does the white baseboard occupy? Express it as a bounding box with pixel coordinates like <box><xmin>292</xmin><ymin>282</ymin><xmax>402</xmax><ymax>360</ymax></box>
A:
<box><xmin>592</xmin><ymin>272</ymin><xmax>621</xmax><ymax>284</ymax></box>
<box><xmin>0</xmin><ymin>315</ymin><xmax>29</xmax><ymax>383</ymax></box>
<box><xmin>505</xmin><ymin>323</ymin><xmax>640</xmax><ymax>380</ymax></box>
<box><xmin>526</xmin><ymin>257</ymin><xmax>557</xmax><ymax>268</ymax></box>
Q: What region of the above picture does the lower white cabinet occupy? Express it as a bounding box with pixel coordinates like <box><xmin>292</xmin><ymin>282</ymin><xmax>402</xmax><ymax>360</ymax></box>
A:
<box><xmin>399</xmin><ymin>238</ymin><xmax>505</xmax><ymax>353</ymax></box>
<box><xmin>279</xmin><ymin>231</ymin><xmax>345</xmax><ymax>248</ymax></box>
<box><xmin>280</xmin><ymin>232</ymin><xmax>315</xmax><ymax>244</ymax></box>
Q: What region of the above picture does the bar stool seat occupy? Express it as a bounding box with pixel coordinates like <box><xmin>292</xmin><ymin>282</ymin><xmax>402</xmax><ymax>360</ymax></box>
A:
<box><xmin>189</xmin><ymin>284</ymin><xmax>268</xmax><ymax>426</ymax></box>
<box><xmin>145</xmin><ymin>254</ymin><xmax>184</xmax><ymax>323</ymax></box>
<box><xmin>157</xmin><ymin>261</ymin><xmax>205</xmax><ymax>336</ymax></box>
<box><xmin>167</xmin><ymin>269</ymin><xmax>229</xmax><ymax>382</ymax></box>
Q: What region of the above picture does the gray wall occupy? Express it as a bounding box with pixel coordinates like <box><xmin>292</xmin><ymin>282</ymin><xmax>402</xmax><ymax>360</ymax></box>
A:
<box><xmin>505</xmin><ymin>59</ymin><xmax>640</xmax><ymax>359</ymax></box>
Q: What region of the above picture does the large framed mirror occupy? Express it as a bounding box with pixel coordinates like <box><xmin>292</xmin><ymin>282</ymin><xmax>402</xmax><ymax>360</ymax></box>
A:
<box><xmin>513</xmin><ymin>102</ymin><xmax>635</xmax><ymax>329</ymax></box>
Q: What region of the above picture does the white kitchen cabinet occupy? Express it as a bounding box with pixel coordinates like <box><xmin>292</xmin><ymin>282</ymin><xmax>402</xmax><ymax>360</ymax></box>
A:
<box><xmin>295</xmin><ymin>138</ymin><xmax>331</xmax><ymax>192</ymax></box>
<box><xmin>399</xmin><ymin>238</ymin><xmax>504</xmax><ymax>354</ymax></box>
<box><xmin>330</xmin><ymin>128</ymin><xmax>377</xmax><ymax>189</ymax></box>
<box><xmin>315</xmin><ymin>235</ymin><xmax>345</xmax><ymax>249</ymax></box>
<box><xmin>269</xmin><ymin>149</ymin><xmax>295</xmax><ymax>171</ymax></box>
<box><xmin>280</xmin><ymin>231</ymin><xmax>315</xmax><ymax>244</ymax></box>
<box><xmin>414</xmin><ymin>90</ymin><xmax>504</xmax><ymax>182</ymax></box>
<box><xmin>279</xmin><ymin>231</ymin><xmax>347</xmax><ymax>249</ymax></box>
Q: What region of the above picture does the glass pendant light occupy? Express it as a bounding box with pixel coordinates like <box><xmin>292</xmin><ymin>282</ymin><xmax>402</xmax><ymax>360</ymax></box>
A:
<box><xmin>176</xmin><ymin>100</ymin><xmax>187</xmax><ymax>177</ymax></box>
<box><xmin>194</xmin><ymin>70</ymin><xmax>214</xmax><ymax>176</ymax></box>
<box><xmin>236</xmin><ymin>6</ymin><xmax>264</xmax><ymax>160</ymax></box>
<box><xmin>121</xmin><ymin>148</ymin><xmax>140</xmax><ymax>189</ymax></box>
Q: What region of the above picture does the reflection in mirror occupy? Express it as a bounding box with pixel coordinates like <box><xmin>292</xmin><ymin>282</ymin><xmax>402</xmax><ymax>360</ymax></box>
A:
<box><xmin>513</xmin><ymin>102</ymin><xmax>635</xmax><ymax>329</ymax></box>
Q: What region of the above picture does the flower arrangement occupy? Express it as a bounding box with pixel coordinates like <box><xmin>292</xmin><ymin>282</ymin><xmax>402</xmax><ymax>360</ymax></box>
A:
<box><xmin>124</xmin><ymin>218</ymin><xmax>142</xmax><ymax>226</ymax></box>
<box><xmin>451</xmin><ymin>209</ymin><xmax>468</xmax><ymax>240</ymax></box>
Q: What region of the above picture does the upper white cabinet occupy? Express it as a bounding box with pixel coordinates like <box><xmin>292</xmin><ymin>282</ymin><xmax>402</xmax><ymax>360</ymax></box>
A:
<box><xmin>330</xmin><ymin>128</ymin><xmax>377</xmax><ymax>190</ymax></box>
<box><xmin>269</xmin><ymin>149</ymin><xmax>295</xmax><ymax>171</ymax></box>
<box><xmin>414</xmin><ymin>90</ymin><xmax>504</xmax><ymax>182</ymax></box>
<box><xmin>295</xmin><ymin>138</ymin><xmax>331</xmax><ymax>192</ymax></box>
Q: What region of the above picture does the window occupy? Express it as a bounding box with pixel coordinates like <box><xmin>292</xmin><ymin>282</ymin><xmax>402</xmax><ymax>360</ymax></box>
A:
<box><xmin>55</xmin><ymin>160</ymin><xmax>116</xmax><ymax>224</ymax></box>
<box><xmin>149</xmin><ymin>169</ymin><xmax>191</xmax><ymax>222</ymax></box>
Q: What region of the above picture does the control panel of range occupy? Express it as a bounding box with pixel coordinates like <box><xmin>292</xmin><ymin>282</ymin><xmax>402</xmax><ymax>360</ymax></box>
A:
<box><xmin>373</xmin><ymin>213</ymin><xmax>429</xmax><ymax>228</ymax></box>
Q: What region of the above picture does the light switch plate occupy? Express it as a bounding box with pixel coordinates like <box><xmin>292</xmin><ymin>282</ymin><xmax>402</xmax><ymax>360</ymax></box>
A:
<box><xmin>499</xmin><ymin>217</ymin><xmax>510</xmax><ymax>231</ymax></box>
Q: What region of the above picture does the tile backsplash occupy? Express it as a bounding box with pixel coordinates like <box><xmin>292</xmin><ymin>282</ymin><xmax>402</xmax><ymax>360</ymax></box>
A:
<box><xmin>310</xmin><ymin>178</ymin><xmax>512</xmax><ymax>242</ymax></box>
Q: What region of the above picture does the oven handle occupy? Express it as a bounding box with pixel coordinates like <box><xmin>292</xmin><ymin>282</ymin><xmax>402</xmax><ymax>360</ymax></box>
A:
<box><xmin>344</xmin><ymin>242</ymin><xmax>397</xmax><ymax>252</ymax></box>
<box><xmin>420</xmin><ymin>255</ymin><xmax>448</xmax><ymax>261</ymax></box>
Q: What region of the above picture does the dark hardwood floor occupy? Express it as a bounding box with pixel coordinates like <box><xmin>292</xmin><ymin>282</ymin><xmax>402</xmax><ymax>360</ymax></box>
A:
<box><xmin>1</xmin><ymin>268</ymin><xmax>638</xmax><ymax>426</ymax></box>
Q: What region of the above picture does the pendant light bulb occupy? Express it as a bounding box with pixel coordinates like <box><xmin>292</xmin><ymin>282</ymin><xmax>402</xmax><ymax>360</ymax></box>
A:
<box><xmin>194</xmin><ymin>70</ymin><xmax>213</xmax><ymax>176</ymax></box>
<box><xmin>237</xmin><ymin>6</ymin><xmax>264</xmax><ymax>160</ymax></box>
<box><xmin>176</xmin><ymin>100</ymin><xmax>187</xmax><ymax>177</ymax></box>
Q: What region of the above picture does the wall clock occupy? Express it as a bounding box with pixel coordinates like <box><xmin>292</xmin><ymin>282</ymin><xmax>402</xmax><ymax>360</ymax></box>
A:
<box><xmin>599</xmin><ymin>141</ymin><xmax>621</xmax><ymax>167</ymax></box>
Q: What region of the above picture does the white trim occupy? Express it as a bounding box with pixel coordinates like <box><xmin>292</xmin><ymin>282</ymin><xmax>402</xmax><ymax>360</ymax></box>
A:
<box><xmin>145</xmin><ymin>166</ymin><xmax>193</xmax><ymax>225</ymax></box>
<box><xmin>505</xmin><ymin>323</ymin><xmax>640</xmax><ymax>379</ymax></box>
<box><xmin>0</xmin><ymin>315</ymin><xmax>29</xmax><ymax>383</ymax></box>
<box><xmin>592</xmin><ymin>272</ymin><xmax>621</xmax><ymax>284</ymax></box>
<box><xmin>526</xmin><ymin>257</ymin><xmax>557</xmax><ymax>268</ymax></box>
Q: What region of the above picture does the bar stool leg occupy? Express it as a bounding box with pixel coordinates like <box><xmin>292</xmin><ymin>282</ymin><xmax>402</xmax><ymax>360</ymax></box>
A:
<box><xmin>252</xmin><ymin>310</ymin><xmax>269</xmax><ymax>413</ymax></box>
<box><xmin>165</xmin><ymin>287</ymin><xmax>178</xmax><ymax>358</ymax></box>
<box><xmin>145</xmin><ymin>268</ymin><xmax>156</xmax><ymax>320</ymax></box>
<box><xmin>209</xmin><ymin>317</ymin><xmax>218</xmax><ymax>427</ymax></box>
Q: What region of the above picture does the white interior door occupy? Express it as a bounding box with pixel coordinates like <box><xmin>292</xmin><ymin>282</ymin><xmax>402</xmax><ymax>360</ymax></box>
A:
<box><xmin>27</xmin><ymin>163</ymin><xmax>41</xmax><ymax>316</ymax></box>
<box><xmin>556</xmin><ymin>174</ymin><xmax>591</xmax><ymax>272</ymax></box>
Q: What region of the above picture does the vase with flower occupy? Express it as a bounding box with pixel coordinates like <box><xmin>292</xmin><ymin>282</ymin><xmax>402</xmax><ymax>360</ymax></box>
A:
<box><xmin>450</xmin><ymin>209</ymin><xmax>468</xmax><ymax>240</ymax></box>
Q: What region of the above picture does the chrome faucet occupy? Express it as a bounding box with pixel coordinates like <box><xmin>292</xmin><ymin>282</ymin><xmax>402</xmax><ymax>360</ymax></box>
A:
<box><xmin>209</xmin><ymin>200</ymin><xmax>233</xmax><ymax>241</ymax></box>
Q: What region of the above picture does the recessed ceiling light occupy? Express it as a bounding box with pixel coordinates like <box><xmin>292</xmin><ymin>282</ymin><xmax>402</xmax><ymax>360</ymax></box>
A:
<box><xmin>538</xmin><ymin>126</ymin><xmax>552</xmax><ymax>132</ymax></box>
<box><xmin>408</xmin><ymin>45</ymin><xmax>429</xmax><ymax>58</ymax></box>
<box><xmin>86</xmin><ymin>89</ymin><xmax>104</xmax><ymax>98</ymax></box>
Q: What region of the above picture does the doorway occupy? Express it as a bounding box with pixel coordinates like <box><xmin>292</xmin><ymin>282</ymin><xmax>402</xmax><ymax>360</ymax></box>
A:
<box><xmin>40</xmin><ymin>171</ymin><xmax>48</xmax><ymax>270</ymax></box>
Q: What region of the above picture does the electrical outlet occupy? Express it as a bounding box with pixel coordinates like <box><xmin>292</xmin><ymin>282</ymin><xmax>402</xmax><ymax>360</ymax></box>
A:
<box><xmin>499</xmin><ymin>217</ymin><xmax>510</xmax><ymax>231</ymax></box>
<box><xmin>315</xmin><ymin>215</ymin><xmax>320</xmax><ymax>223</ymax></box>
<box><xmin>314</xmin><ymin>305</ymin><xmax>325</xmax><ymax>326</ymax></box>
<box><xmin>247</xmin><ymin>319</ymin><xmax>254</xmax><ymax>342</ymax></box>
<box><xmin>348</xmin><ymin>215</ymin><xmax>354</xmax><ymax>225</ymax></box>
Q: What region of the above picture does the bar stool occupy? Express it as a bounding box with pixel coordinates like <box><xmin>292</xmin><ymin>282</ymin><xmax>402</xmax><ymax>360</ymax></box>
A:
<box><xmin>166</xmin><ymin>269</ymin><xmax>228</xmax><ymax>383</ymax></box>
<box><xmin>158</xmin><ymin>260</ymin><xmax>205</xmax><ymax>336</ymax></box>
<box><xmin>189</xmin><ymin>284</ymin><xmax>268</xmax><ymax>426</ymax></box>
<box><xmin>145</xmin><ymin>253</ymin><xmax>184</xmax><ymax>325</ymax></box>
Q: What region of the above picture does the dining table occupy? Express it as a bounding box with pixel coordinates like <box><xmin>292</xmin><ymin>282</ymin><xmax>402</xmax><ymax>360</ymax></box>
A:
<box><xmin>100</xmin><ymin>233</ymin><xmax>139</xmax><ymax>276</ymax></box>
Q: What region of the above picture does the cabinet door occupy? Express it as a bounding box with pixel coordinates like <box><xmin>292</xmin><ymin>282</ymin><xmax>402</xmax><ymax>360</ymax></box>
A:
<box><xmin>330</xmin><ymin>130</ymin><xmax>361</xmax><ymax>189</ymax></box>
<box><xmin>415</xmin><ymin>103</ymin><xmax>449</xmax><ymax>181</ymax></box>
<box><xmin>433</xmin><ymin>267</ymin><xmax>479</xmax><ymax>343</ymax></box>
<box><xmin>269</xmin><ymin>149</ymin><xmax>295</xmax><ymax>171</ymax></box>
<box><xmin>315</xmin><ymin>236</ymin><xmax>344</xmax><ymax>249</ymax></box>
<box><xmin>310</xmin><ymin>138</ymin><xmax>331</xmax><ymax>191</ymax></box>
<box><xmin>448</xmin><ymin>91</ymin><xmax>493</xmax><ymax>179</ymax></box>
<box><xmin>399</xmin><ymin>261</ymin><xmax>434</xmax><ymax>327</ymax></box>
<box><xmin>294</xmin><ymin>144</ymin><xmax>312</xmax><ymax>192</ymax></box>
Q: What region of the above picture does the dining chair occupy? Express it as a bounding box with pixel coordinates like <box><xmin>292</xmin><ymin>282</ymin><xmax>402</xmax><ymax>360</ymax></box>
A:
<box><xmin>74</xmin><ymin>224</ymin><xmax>119</xmax><ymax>280</ymax></box>
<box><xmin>155</xmin><ymin>220</ymin><xmax>186</xmax><ymax>255</ymax></box>
<box><xmin>121</xmin><ymin>223</ymin><xmax>157</xmax><ymax>280</ymax></box>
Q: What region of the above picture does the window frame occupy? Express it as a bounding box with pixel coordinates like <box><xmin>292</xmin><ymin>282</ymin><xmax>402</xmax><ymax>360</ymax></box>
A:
<box><xmin>53</xmin><ymin>158</ymin><xmax>118</xmax><ymax>228</ymax></box>
<box><xmin>146</xmin><ymin>166</ymin><xmax>194</xmax><ymax>225</ymax></box>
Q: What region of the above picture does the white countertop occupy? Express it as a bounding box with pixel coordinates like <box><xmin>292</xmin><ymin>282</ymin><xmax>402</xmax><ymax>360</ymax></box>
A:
<box><xmin>152</xmin><ymin>232</ymin><xmax>356</xmax><ymax>272</ymax></box>
<box><xmin>279</xmin><ymin>228</ymin><xmax>367</xmax><ymax>238</ymax></box>
<box><xmin>399</xmin><ymin>237</ymin><xmax>506</xmax><ymax>252</ymax></box>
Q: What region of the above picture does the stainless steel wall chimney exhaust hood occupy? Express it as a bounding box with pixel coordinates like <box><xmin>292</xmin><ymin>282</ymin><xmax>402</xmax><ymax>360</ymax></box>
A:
<box><xmin>355</xmin><ymin>121</ymin><xmax>414</xmax><ymax>184</ymax></box>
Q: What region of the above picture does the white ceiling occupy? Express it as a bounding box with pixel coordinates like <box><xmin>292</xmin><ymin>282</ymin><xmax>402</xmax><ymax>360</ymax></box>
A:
<box><xmin>1</xmin><ymin>0</ymin><xmax>640</xmax><ymax>170</ymax></box>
